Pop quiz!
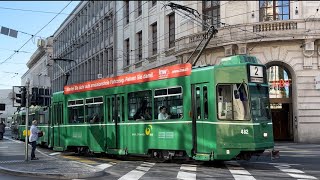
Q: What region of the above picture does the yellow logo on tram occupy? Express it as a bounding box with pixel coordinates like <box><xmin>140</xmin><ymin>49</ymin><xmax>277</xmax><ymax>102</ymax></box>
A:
<box><xmin>145</xmin><ymin>125</ymin><xmax>152</xmax><ymax>136</ymax></box>
<box><xmin>23</xmin><ymin>130</ymin><xmax>30</xmax><ymax>136</ymax></box>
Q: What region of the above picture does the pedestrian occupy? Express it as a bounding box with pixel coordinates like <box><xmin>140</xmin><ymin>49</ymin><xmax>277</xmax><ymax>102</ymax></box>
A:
<box><xmin>29</xmin><ymin>120</ymin><xmax>40</xmax><ymax>160</ymax></box>
<box><xmin>0</xmin><ymin>121</ymin><xmax>5</xmax><ymax>140</ymax></box>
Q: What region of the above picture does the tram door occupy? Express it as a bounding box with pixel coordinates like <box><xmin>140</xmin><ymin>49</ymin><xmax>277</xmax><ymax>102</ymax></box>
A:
<box><xmin>106</xmin><ymin>94</ymin><xmax>125</xmax><ymax>150</ymax></box>
<box><xmin>52</xmin><ymin>102</ymin><xmax>63</xmax><ymax>150</ymax></box>
<box><xmin>191</xmin><ymin>83</ymin><xmax>209</xmax><ymax>154</ymax></box>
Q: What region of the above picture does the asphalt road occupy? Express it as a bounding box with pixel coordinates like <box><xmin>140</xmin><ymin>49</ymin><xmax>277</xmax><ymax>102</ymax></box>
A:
<box><xmin>1</xmin><ymin>130</ymin><xmax>320</xmax><ymax>180</ymax></box>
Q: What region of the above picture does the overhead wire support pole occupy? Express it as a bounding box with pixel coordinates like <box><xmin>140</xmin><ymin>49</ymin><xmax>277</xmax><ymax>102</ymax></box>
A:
<box><xmin>191</xmin><ymin>26</ymin><xmax>217</xmax><ymax>66</ymax></box>
<box><xmin>52</xmin><ymin>58</ymin><xmax>76</xmax><ymax>86</ymax></box>
<box><xmin>164</xmin><ymin>2</ymin><xmax>218</xmax><ymax>66</ymax></box>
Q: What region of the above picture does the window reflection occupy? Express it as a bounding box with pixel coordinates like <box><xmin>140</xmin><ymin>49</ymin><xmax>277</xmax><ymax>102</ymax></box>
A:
<box><xmin>202</xmin><ymin>1</ymin><xmax>220</xmax><ymax>30</ymax></box>
<box><xmin>267</xmin><ymin>66</ymin><xmax>291</xmax><ymax>99</ymax></box>
<box><xmin>259</xmin><ymin>0</ymin><xmax>290</xmax><ymax>22</ymax></box>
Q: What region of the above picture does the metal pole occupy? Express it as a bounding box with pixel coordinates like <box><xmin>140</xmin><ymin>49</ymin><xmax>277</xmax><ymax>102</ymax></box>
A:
<box><xmin>25</xmin><ymin>80</ymin><xmax>30</xmax><ymax>161</ymax></box>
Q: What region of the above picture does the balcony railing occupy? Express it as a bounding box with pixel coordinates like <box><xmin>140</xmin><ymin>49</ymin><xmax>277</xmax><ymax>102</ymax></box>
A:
<box><xmin>253</xmin><ymin>21</ymin><xmax>297</xmax><ymax>32</ymax></box>
<box><xmin>175</xmin><ymin>19</ymin><xmax>319</xmax><ymax>54</ymax></box>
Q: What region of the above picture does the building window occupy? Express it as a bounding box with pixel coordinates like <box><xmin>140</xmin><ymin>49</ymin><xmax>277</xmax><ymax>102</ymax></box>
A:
<box><xmin>138</xmin><ymin>1</ymin><xmax>142</xmax><ymax>16</ymax></box>
<box><xmin>152</xmin><ymin>23</ymin><xmax>157</xmax><ymax>55</ymax></box>
<box><xmin>202</xmin><ymin>1</ymin><xmax>220</xmax><ymax>30</ymax></box>
<box><xmin>109</xmin><ymin>48</ymin><xmax>113</xmax><ymax>75</ymax></box>
<box><xmin>152</xmin><ymin>0</ymin><xmax>157</xmax><ymax>7</ymax></box>
<box><xmin>259</xmin><ymin>0</ymin><xmax>290</xmax><ymax>21</ymax></box>
<box><xmin>124</xmin><ymin>0</ymin><xmax>129</xmax><ymax>24</ymax></box>
<box><xmin>125</xmin><ymin>39</ymin><xmax>130</xmax><ymax>66</ymax></box>
<box><xmin>168</xmin><ymin>13</ymin><xmax>175</xmax><ymax>48</ymax></box>
<box><xmin>137</xmin><ymin>31</ymin><xmax>142</xmax><ymax>62</ymax></box>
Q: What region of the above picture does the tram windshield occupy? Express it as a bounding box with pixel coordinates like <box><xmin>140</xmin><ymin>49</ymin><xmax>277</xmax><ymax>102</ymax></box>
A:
<box><xmin>249</xmin><ymin>85</ymin><xmax>271</xmax><ymax>121</ymax></box>
<box><xmin>217</xmin><ymin>83</ymin><xmax>250</xmax><ymax>121</ymax></box>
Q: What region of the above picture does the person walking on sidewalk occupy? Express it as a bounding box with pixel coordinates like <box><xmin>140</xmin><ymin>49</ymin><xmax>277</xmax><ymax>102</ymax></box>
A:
<box><xmin>0</xmin><ymin>121</ymin><xmax>6</xmax><ymax>140</ymax></box>
<box><xmin>29</xmin><ymin>120</ymin><xmax>40</xmax><ymax>160</ymax></box>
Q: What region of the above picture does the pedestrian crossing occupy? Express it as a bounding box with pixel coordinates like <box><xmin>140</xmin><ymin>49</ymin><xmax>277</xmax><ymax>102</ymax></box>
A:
<box><xmin>73</xmin><ymin>160</ymin><xmax>319</xmax><ymax>180</ymax></box>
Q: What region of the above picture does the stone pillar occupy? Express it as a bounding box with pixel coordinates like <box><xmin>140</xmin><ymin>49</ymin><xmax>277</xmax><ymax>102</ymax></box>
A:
<box><xmin>302</xmin><ymin>40</ymin><xmax>315</xmax><ymax>69</ymax></box>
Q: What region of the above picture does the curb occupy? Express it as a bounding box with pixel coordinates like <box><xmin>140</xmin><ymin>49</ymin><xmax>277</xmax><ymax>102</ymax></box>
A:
<box><xmin>0</xmin><ymin>162</ymin><xmax>106</xmax><ymax>179</ymax></box>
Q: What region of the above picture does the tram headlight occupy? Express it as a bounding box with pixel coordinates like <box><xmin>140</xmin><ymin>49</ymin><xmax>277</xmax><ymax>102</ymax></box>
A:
<box><xmin>263</xmin><ymin>132</ymin><xmax>268</xmax><ymax>138</ymax></box>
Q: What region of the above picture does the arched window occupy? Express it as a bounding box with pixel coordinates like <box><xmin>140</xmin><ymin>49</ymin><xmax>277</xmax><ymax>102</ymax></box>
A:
<box><xmin>267</xmin><ymin>65</ymin><xmax>291</xmax><ymax>99</ymax></box>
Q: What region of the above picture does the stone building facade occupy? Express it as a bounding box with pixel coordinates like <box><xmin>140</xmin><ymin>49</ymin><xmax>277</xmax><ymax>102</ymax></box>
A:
<box><xmin>174</xmin><ymin>1</ymin><xmax>320</xmax><ymax>143</ymax></box>
<box><xmin>52</xmin><ymin>1</ymin><xmax>115</xmax><ymax>92</ymax></box>
<box><xmin>21</xmin><ymin>37</ymin><xmax>53</xmax><ymax>89</ymax></box>
<box><xmin>52</xmin><ymin>1</ymin><xmax>320</xmax><ymax>143</ymax></box>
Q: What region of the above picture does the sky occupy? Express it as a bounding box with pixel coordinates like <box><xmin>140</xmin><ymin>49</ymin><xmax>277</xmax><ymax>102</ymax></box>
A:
<box><xmin>0</xmin><ymin>1</ymin><xmax>79</xmax><ymax>90</ymax></box>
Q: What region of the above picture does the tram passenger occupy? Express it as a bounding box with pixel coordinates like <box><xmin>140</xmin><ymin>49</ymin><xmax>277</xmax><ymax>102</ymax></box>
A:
<box><xmin>90</xmin><ymin>113</ymin><xmax>100</xmax><ymax>123</ymax></box>
<box><xmin>72</xmin><ymin>115</ymin><xmax>79</xmax><ymax>123</ymax></box>
<box><xmin>158</xmin><ymin>106</ymin><xmax>170</xmax><ymax>120</ymax></box>
<box><xmin>142</xmin><ymin>107</ymin><xmax>152</xmax><ymax>120</ymax></box>
<box><xmin>134</xmin><ymin>100</ymin><xmax>148</xmax><ymax>120</ymax></box>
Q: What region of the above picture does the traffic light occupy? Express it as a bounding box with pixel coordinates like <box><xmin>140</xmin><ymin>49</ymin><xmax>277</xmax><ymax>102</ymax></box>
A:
<box><xmin>30</xmin><ymin>87</ymin><xmax>38</xmax><ymax>106</ymax></box>
<box><xmin>15</xmin><ymin>87</ymin><xmax>26</xmax><ymax>107</ymax></box>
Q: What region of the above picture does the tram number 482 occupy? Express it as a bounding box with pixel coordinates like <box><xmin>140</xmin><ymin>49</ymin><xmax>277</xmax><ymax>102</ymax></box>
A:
<box><xmin>241</xmin><ymin>129</ymin><xmax>249</xmax><ymax>135</ymax></box>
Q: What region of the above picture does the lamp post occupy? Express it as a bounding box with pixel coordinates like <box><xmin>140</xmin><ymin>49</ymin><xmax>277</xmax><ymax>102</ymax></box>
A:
<box><xmin>25</xmin><ymin>79</ymin><xmax>30</xmax><ymax>161</ymax></box>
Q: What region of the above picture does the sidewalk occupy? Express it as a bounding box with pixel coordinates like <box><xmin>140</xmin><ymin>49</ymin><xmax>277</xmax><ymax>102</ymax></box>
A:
<box><xmin>0</xmin><ymin>136</ymin><xmax>106</xmax><ymax>179</ymax></box>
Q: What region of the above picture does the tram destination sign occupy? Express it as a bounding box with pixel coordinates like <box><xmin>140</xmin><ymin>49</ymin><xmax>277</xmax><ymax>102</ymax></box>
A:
<box><xmin>64</xmin><ymin>63</ymin><xmax>192</xmax><ymax>94</ymax></box>
<box><xmin>249</xmin><ymin>65</ymin><xmax>264</xmax><ymax>83</ymax></box>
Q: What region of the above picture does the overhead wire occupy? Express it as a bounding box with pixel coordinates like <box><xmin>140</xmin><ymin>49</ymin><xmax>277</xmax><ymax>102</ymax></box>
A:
<box><xmin>0</xmin><ymin>1</ymin><xmax>73</xmax><ymax>65</ymax></box>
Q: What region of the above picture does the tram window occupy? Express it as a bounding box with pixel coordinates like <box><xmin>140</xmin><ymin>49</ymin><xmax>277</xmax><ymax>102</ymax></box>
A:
<box><xmin>39</xmin><ymin>114</ymin><xmax>45</xmax><ymax>124</ymax></box>
<box><xmin>128</xmin><ymin>90</ymin><xmax>152</xmax><ymax>121</ymax></box>
<box><xmin>196</xmin><ymin>87</ymin><xmax>201</xmax><ymax>119</ymax></box>
<box><xmin>168</xmin><ymin>87</ymin><xmax>182</xmax><ymax>95</ymax></box>
<box><xmin>121</xmin><ymin>96</ymin><xmax>125</xmax><ymax>122</ymax></box>
<box><xmin>203</xmin><ymin>86</ymin><xmax>208</xmax><ymax>119</ymax></box>
<box><xmin>94</xmin><ymin>97</ymin><xmax>103</xmax><ymax>103</ymax></box>
<box><xmin>216</xmin><ymin>84</ymin><xmax>250</xmax><ymax>120</ymax></box>
<box><xmin>85</xmin><ymin>103</ymin><xmax>103</xmax><ymax>123</ymax></box>
<box><xmin>116</xmin><ymin>96</ymin><xmax>121</xmax><ymax>122</ymax></box>
<box><xmin>112</xmin><ymin>97</ymin><xmax>116</xmax><ymax>122</ymax></box>
<box><xmin>86</xmin><ymin>98</ymin><xmax>94</xmax><ymax>104</ymax></box>
<box><xmin>154</xmin><ymin>87</ymin><xmax>183</xmax><ymax>120</ymax></box>
<box><xmin>217</xmin><ymin>85</ymin><xmax>233</xmax><ymax>120</ymax></box>
<box><xmin>155</xmin><ymin>89</ymin><xmax>167</xmax><ymax>96</ymax></box>
<box><xmin>68</xmin><ymin>105</ymin><xmax>84</xmax><ymax>123</ymax></box>
<box><xmin>107</xmin><ymin>98</ymin><xmax>112</xmax><ymax>122</ymax></box>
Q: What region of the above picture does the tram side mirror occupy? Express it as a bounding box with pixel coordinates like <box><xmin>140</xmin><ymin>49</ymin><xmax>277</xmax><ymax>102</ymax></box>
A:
<box><xmin>234</xmin><ymin>90</ymin><xmax>240</xmax><ymax>99</ymax></box>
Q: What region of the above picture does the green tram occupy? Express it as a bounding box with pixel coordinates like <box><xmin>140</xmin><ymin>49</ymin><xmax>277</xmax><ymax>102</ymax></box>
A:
<box><xmin>46</xmin><ymin>55</ymin><xmax>274</xmax><ymax>161</ymax></box>
<box><xmin>13</xmin><ymin>106</ymin><xmax>50</xmax><ymax>145</ymax></box>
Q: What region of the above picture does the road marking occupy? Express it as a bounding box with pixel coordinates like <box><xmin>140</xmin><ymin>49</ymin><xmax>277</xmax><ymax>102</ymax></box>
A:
<box><xmin>274</xmin><ymin>164</ymin><xmax>318</xmax><ymax>180</ymax></box>
<box><xmin>3</xmin><ymin>136</ymin><xmax>23</xmax><ymax>143</ymax></box>
<box><xmin>49</xmin><ymin>152</ymin><xmax>61</xmax><ymax>156</ymax></box>
<box><xmin>226</xmin><ymin>161</ymin><xmax>256</xmax><ymax>180</ymax></box>
<box><xmin>177</xmin><ymin>164</ymin><xmax>197</xmax><ymax>180</ymax></box>
<box><xmin>0</xmin><ymin>146</ymin><xmax>8</xmax><ymax>149</ymax></box>
<box><xmin>62</xmin><ymin>155</ymin><xmax>99</xmax><ymax>165</ymax></box>
<box><xmin>96</xmin><ymin>163</ymin><xmax>113</xmax><ymax>170</ymax></box>
<box><xmin>118</xmin><ymin>162</ymin><xmax>155</xmax><ymax>180</ymax></box>
<box><xmin>0</xmin><ymin>160</ymin><xmax>25</xmax><ymax>164</ymax></box>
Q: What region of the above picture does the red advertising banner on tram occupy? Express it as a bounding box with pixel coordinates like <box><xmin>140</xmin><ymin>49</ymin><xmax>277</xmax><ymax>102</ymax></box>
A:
<box><xmin>64</xmin><ymin>63</ymin><xmax>192</xmax><ymax>95</ymax></box>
